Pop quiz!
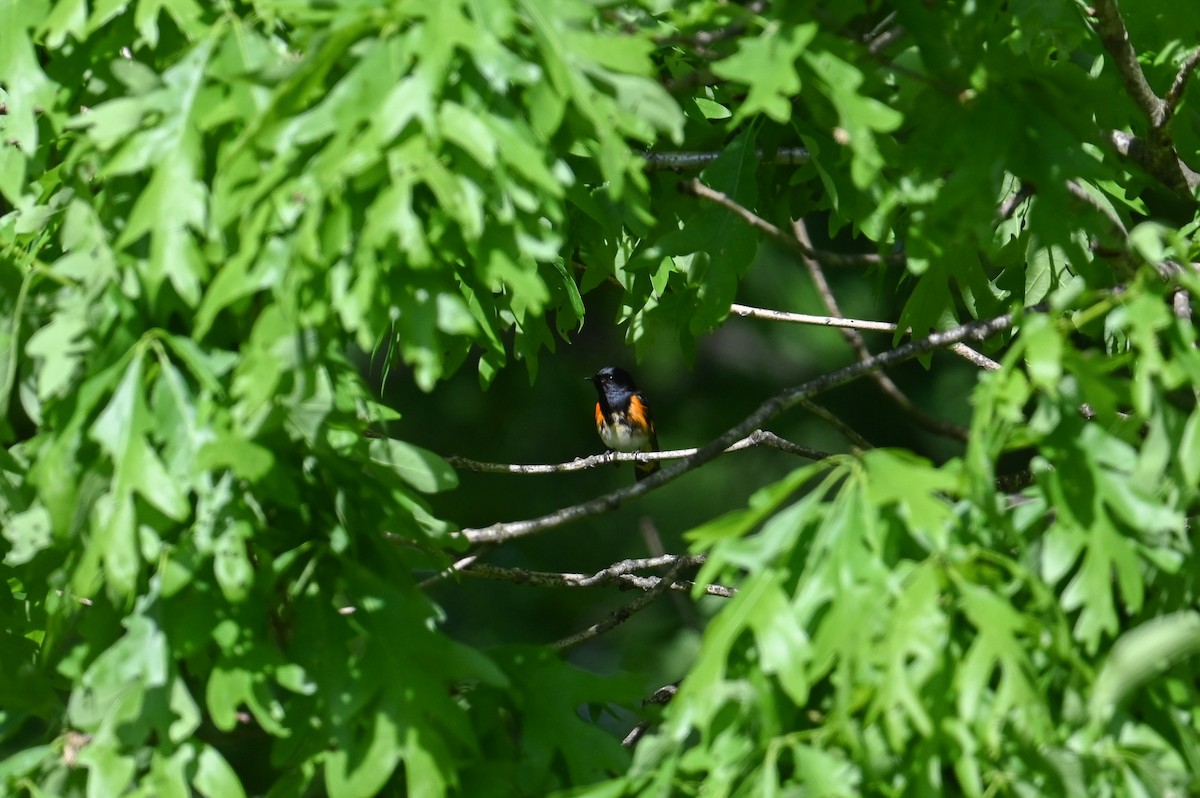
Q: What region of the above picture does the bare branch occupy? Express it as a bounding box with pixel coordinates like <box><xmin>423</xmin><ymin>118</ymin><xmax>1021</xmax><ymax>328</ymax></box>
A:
<box><xmin>730</xmin><ymin>303</ymin><xmax>896</xmax><ymax>331</ymax></box>
<box><xmin>416</xmin><ymin>545</ymin><xmax>496</xmax><ymax>590</ymax></box>
<box><xmin>1172</xmin><ymin>287</ymin><xmax>1193</xmax><ymax>323</ymax></box>
<box><xmin>1091</xmin><ymin>1</ymin><xmax>1200</xmax><ymax>198</ymax></box>
<box><xmin>623</xmin><ymin>683</ymin><xmax>680</xmax><ymax>749</ymax></box>
<box><xmin>949</xmin><ymin>343</ymin><xmax>1003</xmax><ymax>371</ymax></box>
<box><xmin>867</xmin><ymin>26</ymin><xmax>904</xmax><ymax>56</ymax></box>
<box><xmin>462</xmin><ymin>556</ymin><xmax>736</xmax><ymax>599</ymax></box>
<box><xmin>1165</xmin><ymin>48</ymin><xmax>1200</xmax><ymax>113</ymax></box>
<box><xmin>1108</xmin><ymin>130</ymin><xmax>1200</xmax><ymax>197</ymax></box>
<box><xmin>796</xmin><ymin>397</ymin><xmax>874</xmax><ymax>450</ymax></box>
<box><xmin>640</xmin><ymin>519</ymin><xmax>701</xmax><ymax>627</ymax></box>
<box><xmin>793</xmin><ymin>219</ymin><xmax>970</xmax><ymax>443</ymax></box>
<box><xmin>998</xmin><ymin>182</ymin><xmax>1035</xmax><ymax>221</ymax></box>
<box><xmin>1091</xmin><ymin>0</ymin><xmax>1165</xmax><ymax>122</ymax></box>
<box><xmin>643</xmin><ymin>147</ymin><xmax>810</xmax><ymax>172</ymax></box>
<box><xmin>655</xmin><ymin>0</ymin><xmax>767</xmax><ymax>56</ymax></box>
<box><xmin>680</xmin><ymin>179</ymin><xmax>898</xmax><ymax>268</ymax></box>
<box><xmin>445</xmin><ymin>429</ymin><xmax>829</xmax><ymax>475</ymax></box>
<box><xmin>553</xmin><ymin>559</ymin><xmax>689</xmax><ymax>650</ymax></box>
<box><xmin>461</xmin><ymin>304</ymin><xmax>1039</xmax><ymax>546</ymax></box>
<box><xmin>729</xmin><ymin>303</ymin><xmax>1001</xmax><ymax>370</ymax></box>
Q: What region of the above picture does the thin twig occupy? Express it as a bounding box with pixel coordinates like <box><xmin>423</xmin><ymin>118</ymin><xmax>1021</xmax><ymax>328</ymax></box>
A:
<box><xmin>1165</xmin><ymin>48</ymin><xmax>1200</xmax><ymax>113</ymax></box>
<box><xmin>461</xmin><ymin>303</ymin><xmax>1040</xmax><ymax>546</ymax></box>
<box><xmin>867</xmin><ymin>26</ymin><xmax>904</xmax><ymax>56</ymax></box>
<box><xmin>553</xmin><ymin>559</ymin><xmax>689</xmax><ymax>650</ymax></box>
<box><xmin>640</xmin><ymin>519</ymin><xmax>702</xmax><ymax>627</ymax></box>
<box><xmin>998</xmin><ymin>182</ymin><xmax>1035</xmax><ymax>221</ymax></box>
<box><xmin>416</xmin><ymin>545</ymin><xmax>495</xmax><ymax>589</ymax></box>
<box><xmin>461</xmin><ymin>557</ymin><xmax>736</xmax><ymax>599</ymax></box>
<box><xmin>730</xmin><ymin>303</ymin><xmax>896</xmax><ymax>331</ymax></box>
<box><xmin>643</xmin><ymin>147</ymin><xmax>810</xmax><ymax>172</ymax></box>
<box><xmin>680</xmin><ymin>179</ymin><xmax>899</xmax><ymax>267</ymax></box>
<box><xmin>445</xmin><ymin>429</ymin><xmax>829</xmax><ymax>475</ymax></box>
<box><xmin>793</xmin><ymin>219</ymin><xmax>970</xmax><ymax>443</ymax></box>
<box><xmin>656</xmin><ymin>1</ymin><xmax>768</xmax><ymax>57</ymax></box>
<box><xmin>1091</xmin><ymin>0</ymin><xmax>1164</xmax><ymax>122</ymax></box>
<box><xmin>949</xmin><ymin>343</ymin><xmax>1002</xmax><ymax>371</ymax></box>
<box><xmin>623</xmin><ymin>683</ymin><xmax>680</xmax><ymax>748</ymax></box>
<box><xmin>729</xmin><ymin>303</ymin><xmax>1001</xmax><ymax>370</ymax></box>
<box><xmin>796</xmin><ymin>398</ymin><xmax>874</xmax><ymax>450</ymax></box>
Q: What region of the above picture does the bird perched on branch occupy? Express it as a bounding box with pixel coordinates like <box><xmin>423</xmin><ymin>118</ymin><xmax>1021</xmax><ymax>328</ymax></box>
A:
<box><xmin>587</xmin><ymin>366</ymin><xmax>660</xmax><ymax>481</ymax></box>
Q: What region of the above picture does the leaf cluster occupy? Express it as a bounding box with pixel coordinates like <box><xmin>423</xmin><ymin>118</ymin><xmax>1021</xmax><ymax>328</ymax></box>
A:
<box><xmin>2</xmin><ymin>0</ymin><xmax>1200</xmax><ymax>796</ymax></box>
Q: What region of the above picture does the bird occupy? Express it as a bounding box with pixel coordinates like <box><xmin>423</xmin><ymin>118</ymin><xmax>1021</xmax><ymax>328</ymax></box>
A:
<box><xmin>587</xmin><ymin>366</ymin><xmax>660</xmax><ymax>481</ymax></box>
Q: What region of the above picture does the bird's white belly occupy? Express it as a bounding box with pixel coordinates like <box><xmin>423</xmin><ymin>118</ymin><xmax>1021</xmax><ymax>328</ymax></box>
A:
<box><xmin>600</xmin><ymin>420</ymin><xmax>650</xmax><ymax>452</ymax></box>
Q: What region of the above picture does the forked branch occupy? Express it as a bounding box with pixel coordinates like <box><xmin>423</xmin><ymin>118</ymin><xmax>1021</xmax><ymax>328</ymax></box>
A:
<box><xmin>1091</xmin><ymin>0</ymin><xmax>1200</xmax><ymax>198</ymax></box>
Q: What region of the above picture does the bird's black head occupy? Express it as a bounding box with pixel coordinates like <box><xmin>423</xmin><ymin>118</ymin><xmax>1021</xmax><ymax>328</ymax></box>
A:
<box><xmin>588</xmin><ymin>366</ymin><xmax>637</xmax><ymax>389</ymax></box>
<box><xmin>587</xmin><ymin>366</ymin><xmax>639</xmax><ymax>406</ymax></box>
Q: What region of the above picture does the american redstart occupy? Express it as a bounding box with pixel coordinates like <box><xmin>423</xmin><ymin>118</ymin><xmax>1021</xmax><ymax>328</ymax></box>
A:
<box><xmin>587</xmin><ymin>366</ymin><xmax>660</xmax><ymax>481</ymax></box>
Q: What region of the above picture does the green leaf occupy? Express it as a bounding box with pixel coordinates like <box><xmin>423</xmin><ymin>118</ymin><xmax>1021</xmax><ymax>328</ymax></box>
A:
<box><xmin>91</xmin><ymin>357</ymin><xmax>147</xmax><ymax>468</ymax></box>
<box><xmin>197</xmin><ymin>435</ymin><xmax>275</xmax><ymax>482</ymax></box>
<box><xmin>324</xmin><ymin>701</ymin><xmax>403</xmax><ymax>798</ymax></box>
<box><xmin>1179</xmin><ymin>406</ymin><xmax>1200</xmax><ymax>486</ymax></box>
<box><xmin>862</xmin><ymin>449</ymin><xmax>959</xmax><ymax>549</ymax></box>
<box><xmin>369</xmin><ymin>438</ymin><xmax>458</xmax><ymax>493</ymax></box>
<box><xmin>953</xmin><ymin>578</ymin><xmax>1045</xmax><ymax>746</ymax></box>
<box><xmin>0</xmin><ymin>745</ymin><xmax>54</xmax><ymax>785</ymax></box>
<box><xmin>25</xmin><ymin>300</ymin><xmax>90</xmax><ymax>401</ymax></box>
<box><xmin>802</xmin><ymin>49</ymin><xmax>903</xmax><ymax>187</ymax></box>
<box><xmin>214</xmin><ymin>521</ymin><xmax>254</xmax><ymax>602</ymax></box>
<box><xmin>1090</xmin><ymin>611</ymin><xmax>1200</xmax><ymax>724</ymax></box>
<box><xmin>1128</xmin><ymin>221</ymin><xmax>1169</xmax><ymax>265</ymax></box>
<box><xmin>713</xmin><ymin>23</ymin><xmax>816</xmax><ymax>124</ymax></box>
<box><xmin>1</xmin><ymin>503</ymin><xmax>52</xmax><ymax>565</ymax></box>
<box><xmin>90</xmin><ymin>491</ymin><xmax>139</xmax><ymax>597</ymax></box>
<box><xmin>793</xmin><ymin>744</ymin><xmax>860</xmax><ymax>797</ymax></box>
<box><xmin>439</xmin><ymin>102</ymin><xmax>497</xmax><ymax>169</ymax></box>
<box><xmin>193</xmin><ymin>743</ymin><xmax>247</xmax><ymax>798</ymax></box>
<box><xmin>1022</xmin><ymin>314</ymin><xmax>1063</xmax><ymax>391</ymax></box>
<box><xmin>1060</xmin><ymin>516</ymin><xmax>1143</xmax><ymax>652</ymax></box>
<box><xmin>69</xmin><ymin>611</ymin><xmax>167</xmax><ymax>735</ymax></box>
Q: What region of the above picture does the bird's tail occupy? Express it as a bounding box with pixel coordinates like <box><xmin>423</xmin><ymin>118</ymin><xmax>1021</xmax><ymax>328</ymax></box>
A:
<box><xmin>634</xmin><ymin>458</ymin><xmax>660</xmax><ymax>482</ymax></box>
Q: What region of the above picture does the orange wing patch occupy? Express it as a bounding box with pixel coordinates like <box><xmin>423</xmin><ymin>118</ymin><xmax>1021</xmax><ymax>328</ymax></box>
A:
<box><xmin>627</xmin><ymin>395</ymin><xmax>658</xmax><ymax>451</ymax></box>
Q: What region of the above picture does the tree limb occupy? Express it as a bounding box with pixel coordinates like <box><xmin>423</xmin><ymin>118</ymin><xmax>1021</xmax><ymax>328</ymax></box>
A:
<box><xmin>553</xmin><ymin>559</ymin><xmax>690</xmax><ymax>650</ymax></box>
<box><xmin>1092</xmin><ymin>1</ymin><xmax>1200</xmax><ymax>198</ymax></box>
<box><xmin>1110</xmin><ymin>129</ymin><xmax>1200</xmax><ymax>198</ymax></box>
<box><xmin>445</xmin><ymin>429</ymin><xmax>829</xmax><ymax>475</ymax></box>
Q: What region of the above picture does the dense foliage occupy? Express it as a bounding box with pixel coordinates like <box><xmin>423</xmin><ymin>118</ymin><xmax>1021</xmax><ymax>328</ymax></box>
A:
<box><xmin>2</xmin><ymin>0</ymin><xmax>1200</xmax><ymax>795</ymax></box>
